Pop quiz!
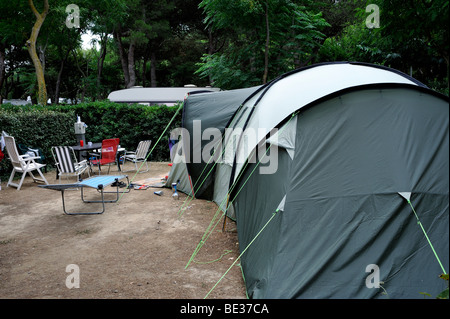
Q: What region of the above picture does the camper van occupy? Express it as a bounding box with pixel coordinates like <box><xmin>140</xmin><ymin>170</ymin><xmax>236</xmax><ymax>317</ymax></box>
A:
<box><xmin>107</xmin><ymin>85</ymin><xmax>220</xmax><ymax>106</ymax></box>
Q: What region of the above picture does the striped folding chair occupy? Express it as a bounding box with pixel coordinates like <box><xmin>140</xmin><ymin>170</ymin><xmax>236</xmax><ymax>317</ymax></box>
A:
<box><xmin>52</xmin><ymin>146</ymin><xmax>90</xmax><ymax>183</ymax></box>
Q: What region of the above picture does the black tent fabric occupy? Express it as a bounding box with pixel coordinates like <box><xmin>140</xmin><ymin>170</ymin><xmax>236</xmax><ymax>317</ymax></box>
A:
<box><xmin>233</xmin><ymin>86</ymin><xmax>449</xmax><ymax>298</ymax></box>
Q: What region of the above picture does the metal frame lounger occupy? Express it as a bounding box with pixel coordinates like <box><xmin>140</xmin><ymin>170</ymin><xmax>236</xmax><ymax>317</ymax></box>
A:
<box><xmin>39</xmin><ymin>175</ymin><xmax>129</xmax><ymax>215</ymax></box>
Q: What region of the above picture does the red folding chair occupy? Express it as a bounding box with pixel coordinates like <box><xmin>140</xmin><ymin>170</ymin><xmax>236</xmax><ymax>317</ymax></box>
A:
<box><xmin>89</xmin><ymin>138</ymin><xmax>119</xmax><ymax>175</ymax></box>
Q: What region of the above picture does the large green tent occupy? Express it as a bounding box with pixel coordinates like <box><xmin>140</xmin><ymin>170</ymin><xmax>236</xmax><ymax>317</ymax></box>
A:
<box><xmin>170</xmin><ymin>62</ymin><xmax>449</xmax><ymax>298</ymax></box>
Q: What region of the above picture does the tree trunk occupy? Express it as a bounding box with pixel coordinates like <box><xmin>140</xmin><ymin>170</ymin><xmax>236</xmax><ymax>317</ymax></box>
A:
<box><xmin>263</xmin><ymin>0</ymin><xmax>270</xmax><ymax>84</ymax></box>
<box><xmin>127</xmin><ymin>39</ymin><xmax>136</xmax><ymax>88</ymax></box>
<box><xmin>71</xmin><ymin>48</ymin><xmax>87</xmax><ymax>103</ymax></box>
<box><xmin>96</xmin><ymin>33</ymin><xmax>108</xmax><ymax>99</ymax></box>
<box><xmin>54</xmin><ymin>48</ymin><xmax>71</xmax><ymax>104</ymax></box>
<box><xmin>38</xmin><ymin>39</ymin><xmax>47</xmax><ymax>71</ymax></box>
<box><xmin>142</xmin><ymin>56</ymin><xmax>147</xmax><ymax>87</ymax></box>
<box><xmin>207</xmin><ymin>27</ymin><xmax>214</xmax><ymax>85</ymax></box>
<box><xmin>114</xmin><ymin>30</ymin><xmax>130</xmax><ymax>88</ymax></box>
<box><xmin>0</xmin><ymin>44</ymin><xmax>5</xmax><ymax>104</ymax></box>
<box><xmin>54</xmin><ymin>63</ymin><xmax>64</xmax><ymax>104</ymax></box>
<box><xmin>26</xmin><ymin>0</ymin><xmax>49</xmax><ymax>105</ymax></box>
<box><xmin>150</xmin><ymin>51</ymin><xmax>157</xmax><ymax>87</ymax></box>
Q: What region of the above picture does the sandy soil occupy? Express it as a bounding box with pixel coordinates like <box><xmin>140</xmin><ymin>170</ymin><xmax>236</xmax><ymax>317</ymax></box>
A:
<box><xmin>0</xmin><ymin>162</ymin><xmax>246</xmax><ymax>299</ymax></box>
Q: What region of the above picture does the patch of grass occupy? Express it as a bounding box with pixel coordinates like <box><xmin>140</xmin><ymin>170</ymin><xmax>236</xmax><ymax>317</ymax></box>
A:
<box><xmin>0</xmin><ymin>239</ymin><xmax>13</xmax><ymax>245</ymax></box>
<box><xmin>75</xmin><ymin>229</ymin><xmax>94</xmax><ymax>235</ymax></box>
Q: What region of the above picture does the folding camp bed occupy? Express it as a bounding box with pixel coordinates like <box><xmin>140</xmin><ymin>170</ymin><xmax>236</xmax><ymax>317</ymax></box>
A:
<box><xmin>39</xmin><ymin>175</ymin><xmax>129</xmax><ymax>215</ymax></box>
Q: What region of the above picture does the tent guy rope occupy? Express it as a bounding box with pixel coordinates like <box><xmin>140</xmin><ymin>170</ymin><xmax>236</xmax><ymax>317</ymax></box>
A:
<box><xmin>176</xmin><ymin>103</ymin><xmax>246</xmax><ymax>218</ymax></box>
<box><xmin>185</xmin><ymin>112</ymin><xmax>298</xmax><ymax>269</ymax></box>
<box><xmin>117</xmin><ymin>103</ymin><xmax>183</xmax><ymax>202</ymax></box>
<box><xmin>398</xmin><ymin>192</ymin><xmax>447</xmax><ymax>275</ymax></box>
<box><xmin>204</xmin><ymin>210</ymin><xmax>279</xmax><ymax>299</ymax></box>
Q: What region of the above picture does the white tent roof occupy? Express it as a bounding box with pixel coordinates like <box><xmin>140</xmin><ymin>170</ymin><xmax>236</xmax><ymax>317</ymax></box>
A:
<box><xmin>231</xmin><ymin>63</ymin><xmax>422</xmax><ymax>181</ymax></box>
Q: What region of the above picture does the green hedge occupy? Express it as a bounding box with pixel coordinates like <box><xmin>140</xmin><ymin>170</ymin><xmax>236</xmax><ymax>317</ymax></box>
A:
<box><xmin>0</xmin><ymin>101</ymin><xmax>182</xmax><ymax>180</ymax></box>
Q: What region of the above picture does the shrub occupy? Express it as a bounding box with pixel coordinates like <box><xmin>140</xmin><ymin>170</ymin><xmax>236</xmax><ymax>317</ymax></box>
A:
<box><xmin>0</xmin><ymin>105</ymin><xmax>75</xmax><ymax>180</ymax></box>
<box><xmin>62</xmin><ymin>101</ymin><xmax>182</xmax><ymax>161</ymax></box>
<box><xmin>0</xmin><ymin>102</ymin><xmax>182</xmax><ymax>180</ymax></box>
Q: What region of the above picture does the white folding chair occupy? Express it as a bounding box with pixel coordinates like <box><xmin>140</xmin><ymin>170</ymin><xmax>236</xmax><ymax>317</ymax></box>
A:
<box><xmin>4</xmin><ymin>135</ymin><xmax>48</xmax><ymax>190</ymax></box>
<box><xmin>122</xmin><ymin>140</ymin><xmax>152</xmax><ymax>173</ymax></box>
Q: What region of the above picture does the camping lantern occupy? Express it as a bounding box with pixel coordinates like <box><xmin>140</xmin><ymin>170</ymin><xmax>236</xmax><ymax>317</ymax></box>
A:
<box><xmin>74</xmin><ymin>115</ymin><xmax>86</xmax><ymax>145</ymax></box>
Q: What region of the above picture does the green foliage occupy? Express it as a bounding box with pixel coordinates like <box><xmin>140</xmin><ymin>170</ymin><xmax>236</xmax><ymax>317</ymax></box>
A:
<box><xmin>196</xmin><ymin>52</ymin><xmax>261</xmax><ymax>89</ymax></box>
<box><xmin>319</xmin><ymin>22</ymin><xmax>385</xmax><ymax>63</ymax></box>
<box><xmin>376</xmin><ymin>0</ymin><xmax>449</xmax><ymax>88</ymax></box>
<box><xmin>428</xmin><ymin>77</ymin><xmax>449</xmax><ymax>97</ymax></box>
<box><xmin>420</xmin><ymin>274</ymin><xmax>449</xmax><ymax>299</ymax></box>
<box><xmin>0</xmin><ymin>104</ymin><xmax>75</xmax><ymax>179</ymax></box>
<box><xmin>0</xmin><ymin>0</ymin><xmax>208</xmax><ymax>104</ymax></box>
<box><xmin>0</xmin><ymin>102</ymin><xmax>182</xmax><ymax>180</ymax></box>
<box><xmin>196</xmin><ymin>0</ymin><xmax>330</xmax><ymax>89</ymax></box>
<box><xmin>436</xmin><ymin>274</ymin><xmax>449</xmax><ymax>299</ymax></box>
<box><xmin>59</xmin><ymin>102</ymin><xmax>182</xmax><ymax>162</ymax></box>
<box><xmin>1</xmin><ymin>0</ymin><xmax>448</xmax><ymax>102</ymax></box>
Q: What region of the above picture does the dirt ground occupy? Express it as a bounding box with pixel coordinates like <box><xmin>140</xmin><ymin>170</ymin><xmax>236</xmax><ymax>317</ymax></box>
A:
<box><xmin>0</xmin><ymin>162</ymin><xmax>246</xmax><ymax>299</ymax></box>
